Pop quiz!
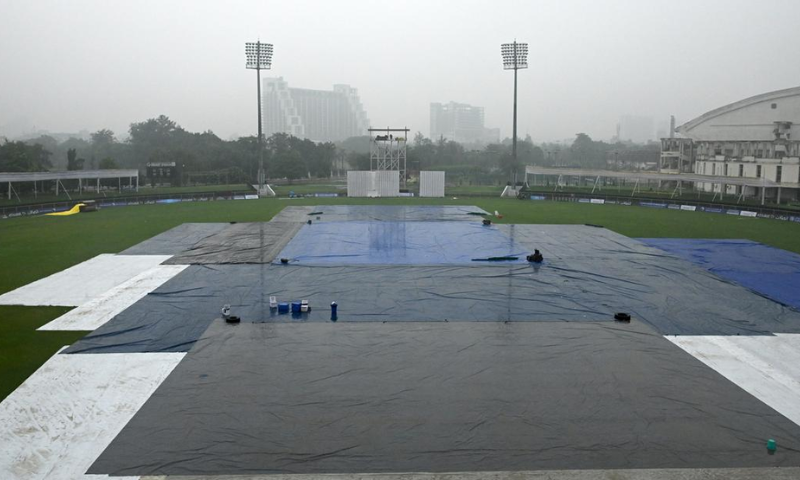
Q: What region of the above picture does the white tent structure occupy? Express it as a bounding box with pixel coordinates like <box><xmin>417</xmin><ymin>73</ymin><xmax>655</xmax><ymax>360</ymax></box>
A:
<box><xmin>0</xmin><ymin>169</ymin><xmax>139</xmax><ymax>201</ymax></box>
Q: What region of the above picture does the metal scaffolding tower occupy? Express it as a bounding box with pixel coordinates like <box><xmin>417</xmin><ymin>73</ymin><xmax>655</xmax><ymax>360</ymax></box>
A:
<box><xmin>369</xmin><ymin>127</ymin><xmax>410</xmax><ymax>188</ymax></box>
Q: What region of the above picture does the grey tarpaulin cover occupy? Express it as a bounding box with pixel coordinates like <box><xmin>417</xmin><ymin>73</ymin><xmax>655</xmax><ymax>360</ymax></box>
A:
<box><xmin>165</xmin><ymin>222</ymin><xmax>303</xmax><ymax>265</ymax></box>
<box><xmin>119</xmin><ymin>223</ymin><xmax>229</xmax><ymax>255</ymax></box>
<box><xmin>69</xmin><ymin>208</ymin><xmax>800</xmax><ymax>475</ymax></box>
<box><xmin>88</xmin><ymin>321</ymin><xmax>800</xmax><ymax>476</ymax></box>
<box><xmin>65</xmin><ymin>224</ymin><xmax>800</xmax><ymax>354</ymax></box>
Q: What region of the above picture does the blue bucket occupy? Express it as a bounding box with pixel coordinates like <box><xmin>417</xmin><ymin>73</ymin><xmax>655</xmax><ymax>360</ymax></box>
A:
<box><xmin>277</xmin><ymin>302</ymin><xmax>290</xmax><ymax>314</ymax></box>
<box><xmin>291</xmin><ymin>301</ymin><xmax>302</xmax><ymax>313</ymax></box>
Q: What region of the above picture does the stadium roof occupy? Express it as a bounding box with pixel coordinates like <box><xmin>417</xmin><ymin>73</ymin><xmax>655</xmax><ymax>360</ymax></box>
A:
<box><xmin>0</xmin><ymin>170</ymin><xmax>138</xmax><ymax>183</ymax></box>
<box><xmin>676</xmin><ymin>86</ymin><xmax>800</xmax><ymax>135</ymax></box>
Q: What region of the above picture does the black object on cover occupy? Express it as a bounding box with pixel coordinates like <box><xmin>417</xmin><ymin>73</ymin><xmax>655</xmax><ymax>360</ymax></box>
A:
<box><xmin>88</xmin><ymin>321</ymin><xmax>800</xmax><ymax>476</ymax></box>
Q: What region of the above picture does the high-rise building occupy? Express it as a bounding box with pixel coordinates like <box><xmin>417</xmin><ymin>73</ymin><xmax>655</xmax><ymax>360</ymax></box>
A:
<box><xmin>430</xmin><ymin>102</ymin><xmax>499</xmax><ymax>144</ymax></box>
<box><xmin>617</xmin><ymin>115</ymin><xmax>655</xmax><ymax>144</ymax></box>
<box><xmin>262</xmin><ymin>77</ymin><xmax>370</xmax><ymax>143</ymax></box>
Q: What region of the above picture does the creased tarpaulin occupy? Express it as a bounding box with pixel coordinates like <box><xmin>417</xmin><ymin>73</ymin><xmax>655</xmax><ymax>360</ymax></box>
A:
<box><xmin>88</xmin><ymin>321</ymin><xmax>800</xmax><ymax>476</ymax></box>
<box><xmin>276</xmin><ymin>221</ymin><xmax>527</xmax><ymax>265</ymax></box>
<box><xmin>38</xmin><ymin>264</ymin><xmax>188</xmax><ymax>331</ymax></box>
<box><xmin>0</xmin><ymin>349</ymin><xmax>183</xmax><ymax>480</ymax></box>
<box><xmin>271</xmin><ymin>205</ymin><xmax>489</xmax><ymax>223</ymax></box>
<box><xmin>668</xmin><ymin>333</ymin><xmax>800</xmax><ymax>428</ymax></box>
<box><xmin>62</xmin><ymin>263</ymin><xmax>611</xmax><ymax>353</ymax></box>
<box><xmin>639</xmin><ymin>238</ymin><xmax>800</xmax><ymax>310</ymax></box>
<box><xmin>64</xmin><ymin>226</ymin><xmax>800</xmax><ymax>353</ymax></box>
<box><xmin>165</xmin><ymin>222</ymin><xmax>303</xmax><ymax>265</ymax></box>
<box><xmin>120</xmin><ymin>223</ymin><xmax>229</xmax><ymax>255</ymax></box>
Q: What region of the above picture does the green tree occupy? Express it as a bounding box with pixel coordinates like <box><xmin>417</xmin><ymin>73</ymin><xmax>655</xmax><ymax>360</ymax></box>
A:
<box><xmin>66</xmin><ymin>148</ymin><xmax>84</xmax><ymax>170</ymax></box>
<box><xmin>497</xmin><ymin>152</ymin><xmax>522</xmax><ymax>180</ymax></box>
<box><xmin>348</xmin><ymin>152</ymin><xmax>370</xmax><ymax>170</ymax></box>
<box><xmin>98</xmin><ymin>157</ymin><xmax>118</xmax><ymax>169</ymax></box>
<box><xmin>271</xmin><ymin>150</ymin><xmax>306</xmax><ymax>183</ymax></box>
<box><xmin>91</xmin><ymin>129</ymin><xmax>116</xmax><ymax>161</ymax></box>
<box><xmin>0</xmin><ymin>141</ymin><xmax>52</xmax><ymax>172</ymax></box>
<box><xmin>409</xmin><ymin>133</ymin><xmax>435</xmax><ymax>170</ymax></box>
<box><xmin>24</xmin><ymin>135</ymin><xmax>58</xmax><ymax>155</ymax></box>
<box><xmin>305</xmin><ymin>141</ymin><xmax>336</xmax><ymax>177</ymax></box>
<box><xmin>129</xmin><ymin>115</ymin><xmax>185</xmax><ymax>167</ymax></box>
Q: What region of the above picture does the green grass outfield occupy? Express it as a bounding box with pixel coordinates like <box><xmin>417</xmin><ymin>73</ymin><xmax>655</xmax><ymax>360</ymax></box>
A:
<box><xmin>1</xmin><ymin>197</ymin><xmax>800</xmax><ymax>401</ymax></box>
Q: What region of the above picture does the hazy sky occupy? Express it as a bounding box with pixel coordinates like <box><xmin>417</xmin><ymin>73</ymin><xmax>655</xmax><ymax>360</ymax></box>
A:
<box><xmin>2</xmin><ymin>0</ymin><xmax>799</xmax><ymax>143</ymax></box>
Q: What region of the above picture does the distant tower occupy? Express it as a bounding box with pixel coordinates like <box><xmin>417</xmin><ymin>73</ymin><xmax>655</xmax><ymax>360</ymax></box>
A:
<box><xmin>669</xmin><ymin>115</ymin><xmax>676</xmax><ymax>138</ymax></box>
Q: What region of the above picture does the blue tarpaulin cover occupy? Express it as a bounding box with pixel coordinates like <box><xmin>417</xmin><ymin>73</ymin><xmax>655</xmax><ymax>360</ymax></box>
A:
<box><xmin>272</xmin><ymin>205</ymin><xmax>489</xmax><ymax>222</ymax></box>
<box><xmin>640</xmin><ymin>238</ymin><xmax>800</xmax><ymax>310</ymax></box>
<box><xmin>276</xmin><ymin>221</ymin><xmax>527</xmax><ymax>265</ymax></box>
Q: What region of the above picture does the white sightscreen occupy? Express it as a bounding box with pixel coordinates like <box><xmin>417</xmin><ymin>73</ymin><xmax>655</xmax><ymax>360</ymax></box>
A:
<box><xmin>347</xmin><ymin>171</ymin><xmax>400</xmax><ymax>197</ymax></box>
<box><xmin>420</xmin><ymin>171</ymin><xmax>445</xmax><ymax>197</ymax></box>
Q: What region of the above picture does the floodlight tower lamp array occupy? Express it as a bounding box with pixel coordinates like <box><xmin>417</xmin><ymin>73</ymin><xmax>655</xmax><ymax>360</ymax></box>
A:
<box><xmin>501</xmin><ymin>40</ymin><xmax>528</xmax><ymax>185</ymax></box>
<box><xmin>245</xmin><ymin>41</ymin><xmax>273</xmax><ymax>193</ymax></box>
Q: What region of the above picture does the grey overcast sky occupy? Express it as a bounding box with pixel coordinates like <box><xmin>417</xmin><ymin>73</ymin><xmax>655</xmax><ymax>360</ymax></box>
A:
<box><xmin>1</xmin><ymin>0</ymin><xmax>799</xmax><ymax>142</ymax></box>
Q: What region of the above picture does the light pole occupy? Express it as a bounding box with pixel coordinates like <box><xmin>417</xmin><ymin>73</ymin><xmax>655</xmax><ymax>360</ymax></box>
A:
<box><xmin>245</xmin><ymin>41</ymin><xmax>273</xmax><ymax>193</ymax></box>
<box><xmin>501</xmin><ymin>41</ymin><xmax>528</xmax><ymax>186</ymax></box>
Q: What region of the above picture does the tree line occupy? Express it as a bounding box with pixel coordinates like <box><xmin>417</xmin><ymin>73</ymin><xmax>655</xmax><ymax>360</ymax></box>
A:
<box><xmin>1</xmin><ymin>114</ymin><xmax>659</xmax><ymax>186</ymax></box>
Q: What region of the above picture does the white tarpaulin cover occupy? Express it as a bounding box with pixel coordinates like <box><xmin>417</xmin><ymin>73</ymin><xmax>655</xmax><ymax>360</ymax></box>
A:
<box><xmin>0</xmin><ymin>350</ymin><xmax>184</xmax><ymax>480</ymax></box>
<box><xmin>668</xmin><ymin>334</ymin><xmax>800</xmax><ymax>427</ymax></box>
<box><xmin>38</xmin><ymin>265</ymin><xmax>188</xmax><ymax>331</ymax></box>
<box><xmin>419</xmin><ymin>171</ymin><xmax>445</xmax><ymax>197</ymax></box>
<box><xmin>347</xmin><ymin>171</ymin><xmax>399</xmax><ymax>197</ymax></box>
<box><xmin>0</xmin><ymin>254</ymin><xmax>171</xmax><ymax>307</ymax></box>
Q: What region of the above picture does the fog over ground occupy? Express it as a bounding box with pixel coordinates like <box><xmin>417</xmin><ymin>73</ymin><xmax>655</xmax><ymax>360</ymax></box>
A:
<box><xmin>1</xmin><ymin>0</ymin><xmax>799</xmax><ymax>142</ymax></box>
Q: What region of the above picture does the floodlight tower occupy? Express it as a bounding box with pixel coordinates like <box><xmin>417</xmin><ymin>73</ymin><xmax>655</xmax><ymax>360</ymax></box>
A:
<box><xmin>501</xmin><ymin>41</ymin><xmax>528</xmax><ymax>184</ymax></box>
<box><xmin>245</xmin><ymin>41</ymin><xmax>273</xmax><ymax>192</ymax></box>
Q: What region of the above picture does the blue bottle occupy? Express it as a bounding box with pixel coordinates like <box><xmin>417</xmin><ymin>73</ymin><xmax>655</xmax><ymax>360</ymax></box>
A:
<box><xmin>331</xmin><ymin>301</ymin><xmax>338</xmax><ymax>321</ymax></box>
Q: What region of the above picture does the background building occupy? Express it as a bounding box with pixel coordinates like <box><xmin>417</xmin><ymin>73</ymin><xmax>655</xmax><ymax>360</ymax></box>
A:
<box><xmin>617</xmin><ymin>115</ymin><xmax>655</xmax><ymax>144</ymax></box>
<box><xmin>430</xmin><ymin>102</ymin><xmax>499</xmax><ymax>144</ymax></box>
<box><xmin>262</xmin><ymin>77</ymin><xmax>370</xmax><ymax>143</ymax></box>
<box><xmin>660</xmin><ymin>86</ymin><xmax>800</xmax><ymax>202</ymax></box>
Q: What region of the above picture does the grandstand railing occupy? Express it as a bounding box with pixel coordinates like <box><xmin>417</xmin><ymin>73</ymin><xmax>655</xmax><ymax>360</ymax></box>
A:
<box><xmin>521</xmin><ymin>191</ymin><xmax>800</xmax><ymax>223</ymax></box>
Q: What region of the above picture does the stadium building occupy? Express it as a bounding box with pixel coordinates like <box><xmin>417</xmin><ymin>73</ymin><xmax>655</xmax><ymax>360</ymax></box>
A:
<box><xmin>262</xmin><ymin>77</ymin><xmax>370</xmax><ymax>143</ymax></box>
<box><xmin>660</xmin><ymin>86</ymin><xmax>800</xmax><ymax>202</ymax></box>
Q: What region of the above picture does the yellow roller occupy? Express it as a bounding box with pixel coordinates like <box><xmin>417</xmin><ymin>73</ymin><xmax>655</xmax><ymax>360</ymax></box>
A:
<box><xmin>46</xmin><ymin>203</ymin><xmax>85</xmax><ymax>216</ymax></box>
